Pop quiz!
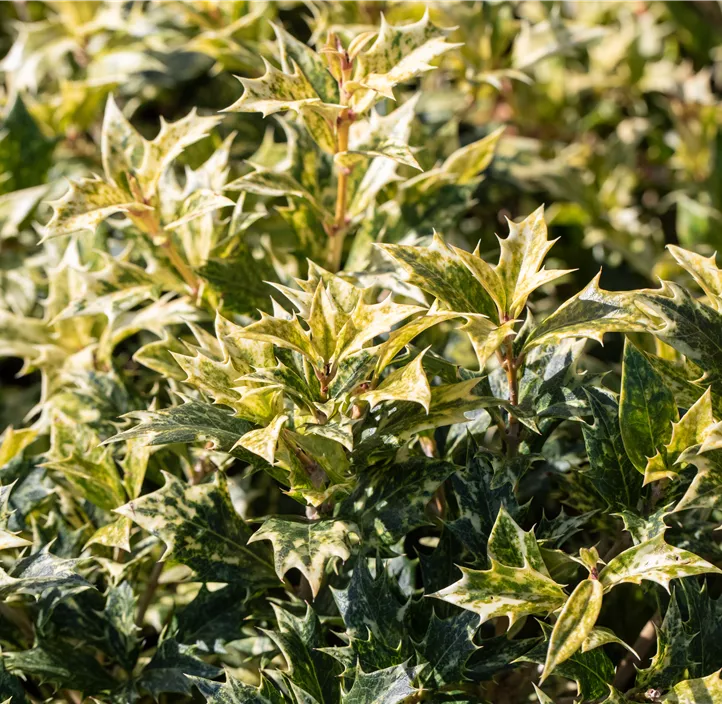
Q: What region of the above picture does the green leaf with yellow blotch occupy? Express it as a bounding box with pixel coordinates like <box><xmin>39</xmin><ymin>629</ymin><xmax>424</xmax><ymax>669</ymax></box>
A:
<box><xmin>524</xmin><ymin>273</ymin><xmax>647</xmax><ymax>350</ymax></box>
<box><xmin>638</xmin><ymin>281</ymin><xmax>722</xmax><ymax>390</ymax></box>
<box><xmin>0</xmin><ymin>426</ymin><xmax>37</xmax><ymax>467</ymax></box>
<box><xmin>351</xmin><ymin>10</ymin><xmax>461</xmax><ymax>111</ymax></box>
<box><xmin>431</xmin><ymin>559</ymin><xmax>566</xmax><ymax>628</ymax></box>
<box><xmin>668</xmin><ymin>245</ymin><xmax>722</xmax><ymax>311</ymax></box>
<box><xmin>248</xmin><ymin>517</ymin><xmax>359</xmax><ymax>597</ymax></box>
<box><xmin>661</xmin><ymin>672</ymin><xmax>722</xmax><ymax>703</ymax></box>
<box><xmin>487</xmin><ymin>506</ymin><xmax>549</xmax><ymax>576</ymax></box>
<box><xmin>541</xmin><ymin>578</ymin><xmax>603</xmax><ymax>682</ymax></box>
<box><xmin>620</xmin><ymin>340</ymin><xmax>678</xmax><ymax>474</ymax></box>
<box><xmin>379</xmin><ymin>233</ymin><xmax>499</xmax><ymax>320</ymax></box>
<box><xmin>359</xmin><ymin>350</ymin><xmax>430</xmax><ymax>412</ymax></box>
<box><xmin>675</xmin><ymin>448</ymin><xmax>722</xmax><ymax>512</ymax></box>
<box><xmin>494</xmin><ymin>206</ymin><xmax>574</xmax><ymax>319</ymax></box>
<box><xmin>582</xmin><ymin>387</ymin><xmax>643</xmax><ymax>509</ymax></box>
<box><xmin>44</xmin><ymin>176</ymin><xmax>151</xmax><ymax>238</ymax></box>
<box><xmin>645</xmin><ymin>387</ymin><xmax>715</xmax><ymax>484</ymax></box>
<box><xmin>116</xmin><ymin>472</ymin><xmax>276</xmax><ymax>586</ymax></box>
<box><xmin>599</xmin><ymin>532</ymin><xmax>721</xmax><ymax>591</ymax></box>
<box><xmin>0</xmin><ymin>483</ymin><xmax>30</xmax><ymax>551</ymax></box>
<box><xmin>107</xmin><ymin>400</ymin><xmax>256</xmax><ymax>463</ymax></box>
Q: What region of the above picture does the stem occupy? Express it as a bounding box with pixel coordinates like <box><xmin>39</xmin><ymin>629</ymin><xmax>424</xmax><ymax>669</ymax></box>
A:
<box><xmin>327</xmin><ymin>47</ymin><xmax>354</xmax><ymax>273</ymax></box>
<box><xmin>502</xmin><ymin>335</ymin><xmax>520</xmax><ymax>457</ymax></box>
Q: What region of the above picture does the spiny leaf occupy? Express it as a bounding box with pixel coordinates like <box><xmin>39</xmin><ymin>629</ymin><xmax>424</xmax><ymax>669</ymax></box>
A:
<box><xmin>248</xmin><ymin>517</ymin><xmax>359</xmax><ymax>597</ymax></box>
<box><xmin>524</xmin><ymin>273</ymin><xmax>647</xmax><ymax>350</ymax></box>
<box><xmin>115</xmin><ymin>472</ymin><xmax>276</xmax><ymax>586</ymax></box>
<box><xmin>599</xmin><ymin>532</ymin><xmax>721</xmax><ymax>592</ymax></box>
<box><xmin>430</xmin><ymin>559</ymin><xmax>566</xmax><ymax>627</ymax></box>
<box><xmin>341</xmin><ymin>663</ymin><xmax>420</xmax><ymax>704</ymax></box>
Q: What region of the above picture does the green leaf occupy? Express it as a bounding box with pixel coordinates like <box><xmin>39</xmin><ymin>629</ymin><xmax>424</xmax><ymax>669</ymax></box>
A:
<box><xmin>524</xmin><ymin>273</ymin><xmax>647</xmax><ymax>350</ymax></box>
<box><xmin>582</xmin><ymin>387</ymin><xmax>643</xmax><ymax>509</ymax></box>
<box><xmin>541</xmin><ymin>578</ymin><xmax>603</xmax><ymax>682</ymax></box>
<box><xmin>44</xmin><ymin>176</ymin><xmax>151</xmax><ymax>238</ymax></box>
<box><xmin>645</xmin><ymin>387</ymin><xmax>715</xmax><ymax>484</ymax></box>
<box><xmin>0</xmin><ymin>548</ymin><xmax>89</xmax><ymax>599</ymax></box>
<box><xmin>339</xmin><ymin>458</ymin><xmax>455</xmax><ymax>545</ymax></box>
<box><xmin>638</xmin><ymin>282</ymin><xmax>722</xmax><ymax>391</ymax></box>
<box><xmin>620</xmin><ymin>340</ymin><xmax>678</xmax><ymax>474</ymax></box>
<box><xmin>264</xmin><ymin>605</ymin><xmax>340</xmax><ymax>704</ymax></box>
<box><xmin>661</xmin><ymin>672</ymin><xmax>722</xmax><ymax>703</ymax></box>
<box><xmin>248</xmin><ymin>517</ymin><xmax>360</xmax><ymax>597</ymax></box>
<box><xmin>352</xmin><ymin>10</ymin><xmax>460</xmax><ymax>111</ymax></box>
<box><xmin>115</xmin><ymin>472</ymin><xmax>277</xmax><ymax>586</ymax></box>
<box><xmin>359</xmin><ymin>350</ymin><xmax>431</xmax><ymax>412</ymax></box>
<box><xmin>668</xmin><ymin>245</ymin><xmax>722</xmax><ymax>311</ymax></box>
<box><xmin>431</xmin><ymin>559</ymin><xmax>566</xmax><ymax>627</ymax></box>
<box><xmin>413</xmin><ymin>609</ymin><xmax>479</xmax><ymax>687</ymax></box>
<box><xmin>487</xmin><ymin>505</ymin><xmax>549</xmax><ymax>576</ymax></box>
<box><xmin>191</xmin><ymin>674</ymin><xmax>285</xmax><ymax>704</ymax></box>
<box><xmin>342</xmin><ymin>663</ymin><xmax>419</xmax><ymax>704</ymax></box>
<box><xmin>495</xmin><ymin>206</ymin><xmax>573</xmax><ymax>318</ymax></box>
<box><xmin>0</xmin><ymin>94</ymin><xmax>55</xmax><ymax>194</ymax></box>
<box><xmin>379</xmin><ymin>233</ymin><xmax>499</xmax><ymax>320</ymax></box>
<box><xmin>140</xmin><ymin>639</ymin><xmax>221</xmax><ymax>698</ymax></box>
<box><xmin>599</xmin><ymin>533</ymin><xmax>721</xmax><ymax>591</ymax></box>
<box><xmin>108</xmin><ymin>400</ymin><xmax>256</xmax><ymax>462</ymax></box>
<box><xmin>520</xmin><ymin>628</ymin><xmax>615</xmax><ymax>701</ymax></box>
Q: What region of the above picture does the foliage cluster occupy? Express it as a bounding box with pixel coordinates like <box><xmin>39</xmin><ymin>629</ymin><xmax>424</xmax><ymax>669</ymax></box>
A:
<box><xmin>1</xmin><ymin>2</ymin><xmax>722</xmax><ymax>703</ymax></box>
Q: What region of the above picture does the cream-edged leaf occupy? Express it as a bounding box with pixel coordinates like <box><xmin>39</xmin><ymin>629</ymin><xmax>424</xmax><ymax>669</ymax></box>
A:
<box><xmin>248</xmin><ymin>517</ymin><xmax>359</xmax><ymax>597</ymax></box>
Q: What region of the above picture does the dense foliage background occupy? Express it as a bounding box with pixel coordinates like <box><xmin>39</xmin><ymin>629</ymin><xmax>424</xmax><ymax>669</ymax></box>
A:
<box><xmin>2</xmin><ymin>2</ymin><xmax>722</xmax><ymax>703</ymax></box>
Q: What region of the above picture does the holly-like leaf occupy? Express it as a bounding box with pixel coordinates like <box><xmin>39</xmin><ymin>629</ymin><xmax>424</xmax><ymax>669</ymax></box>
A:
<box><xmin>493</xmin><ymin>206</ymin><xmax>573</xmax><ymax>319</ymax></box>
<box><xmin>351</xmin><ymin>10</ymin><xmax>461</xmax><ymax>111</ymax></box>
<box><xmin>140</xmin><ymin>639</ymin><xmax>221</xmax><ymax>698</ymax></box>
<box><xmin>523</xmin><ymin>274</ymin><xmax>647</xmax><ymax>350</ymax></box>
<box><xmin>413</xmin><ymin>609</ymin><xmax>479</xmax><ymax>687</ymax></box>
<box><xmin>339</xmin><ymin>458</ymin><xmax>455</xmax><ymax>545</ymax></box>
<box><xmin>582</xmin><ymin>387</ymin><xmax>643</xmax><ymax>509</ymax></box>
<box><xmin>0</xmin><ymin>548</ymin><xmax>88</xmax><ymax>598</ymax></box>
<box><xmin>638</xmin><ymin>281</ymin><xmax>722</xmax><ymax>391</ymax></box>
<box><xmin>248</xmin><ymin>517</ymin><xmax>360</xmax><ymax>597</ymax></box>
<box><xmin>668</xmin><ymin>245</ymin><xmax>722</xmax><ymax>311</ymax></box>
<box><xmin>342</xmin><ymin>663</ymin><xmax>420</xmax><ymax>704</ymax></box>
<box><xmin>359</xmin><ymin>350</ymin><xmax>431</xmax><ymax>412</ymax></box>
<box><xmin>115</xmin><ymin>472</ymin><xmax>277</xmax><ymax>586</ymax></box>
<box><xmin>645</xmin><ymin>387</ymin><xmax>715</xmax><ymax>484</ymax></box>
<box><xmin>487</xmin><ymin>505</ymin><xmax>549</xmax><ymax>576</ymax></box>
<box><xmin>44</xmin><ymin>176</ymin><xmax>151</xmax><ymax>238</ymax></box>
<box><xmin>430</xmin><ymin>560</ymin><xmax>566</xmax><ymax>627</ymax></box>
<box><xmin>620</xmin><ymin>340</ymin><xmax>678</xmax><ymax>474</ymax></box>
<box><xmin>599</xmin><ymin>533</ymin><xmax>721</xmax><ymax>591</ymax></box>
<box><xmin>108</xmin><ymin>400</ymin><xmax>256</xmax><ymax>462</ymax></box>
<box><xmin>541</xmin><ymin>578</ymin><xmax>603</xmax><ymax>682</ymax></box>
<box><xmin>191</xmin><ymin>674</ymin><xmax>285</xmax><ymax>704</ymax></box>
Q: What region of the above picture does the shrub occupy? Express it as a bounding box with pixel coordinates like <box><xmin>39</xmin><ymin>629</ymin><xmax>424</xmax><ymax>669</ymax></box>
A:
<box><xmin>1</xmin><ymin>3</ymin><xmax>722</xmax><ymax>703</ymax></box>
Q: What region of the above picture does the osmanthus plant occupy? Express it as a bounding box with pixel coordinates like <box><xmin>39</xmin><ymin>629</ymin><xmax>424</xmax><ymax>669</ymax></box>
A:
<box><xmin>1</xmin><ymin>7</ymin><xmax>722</xmax><ymax>704</ymax></box>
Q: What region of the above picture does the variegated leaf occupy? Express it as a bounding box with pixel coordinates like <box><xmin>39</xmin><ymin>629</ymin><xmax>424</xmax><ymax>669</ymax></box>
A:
<box><xmin>431</xmin><ymin>560</ymin><xmax>566</xmax><ymax>627</ymax></box>
<box><xmin>661</xmin><ymin>672</ymin><xmax>722</xmax><ymax>704</ymax></box>
<box><xmin>524</xmin><ymin>273</ymin><xmax>647</xmax><ymax>350</ymax></box>
<box><xmin>116</xmin><ymin>472</ymin><xmax>276</xmax><ymax>585</ymax></box>
<box><xmin>668</xmin><ymin>245</ymin><xmax>722</xmax><ymax>311</ymax></box>
<box><xmin>620</xmin><ymin>340</ymin><xmax>678</xmax><ymax>474</ymax></box>
<box><xmin>44</xmin><ymin>177</ymin><xmax>151</xmax><ymax>239</ymax></box>
<box><xmin>645</xmin><ymin>387</ymin><xmax>715</xmax><ymax>484</ymax></box>
<box><xmin>248</xmin><ymin>517</ymin><xmax>359</xmax><ymax>597</ymax></box>
<box><xmin>487</xmin><ymin>506</ymin><xmax>549</xmax><ymax>576</ymax></box>
<box><xmin>541</xmin><ymin>578</ymin><xmax>603</xmax><ymax>682</ymax></box>
<box><xmin>599</xmin><ymin>532</ymin><xmax>721</xmax><ymax>591</ymax></box>
<box><xmin>359</xmin><ymin>350</ymin><xmax>430</xmax><ymax>412</ymax></box>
